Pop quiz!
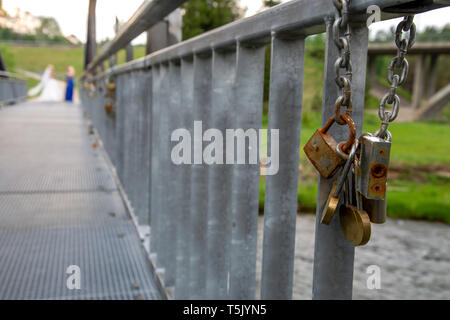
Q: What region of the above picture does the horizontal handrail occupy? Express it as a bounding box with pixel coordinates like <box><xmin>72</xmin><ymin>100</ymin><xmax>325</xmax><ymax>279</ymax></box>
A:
<box><xmin>369</xmin><ymin>41</ymin><xmax>450</xmax><ymax>55</ymax></box>
<box><xmin>0</xmin><ymin>71</ymin><xmax>27</xmax><ymax>82</ymax></box>
<box><xmin>84</xmin><ymin>0</ymin><xmax>447</xmax><ymax>81</ymax></box>
<box><xmin>85</xmin><ymin>0</ymin><xmax>188</xmax><ymax>74</ymax></box>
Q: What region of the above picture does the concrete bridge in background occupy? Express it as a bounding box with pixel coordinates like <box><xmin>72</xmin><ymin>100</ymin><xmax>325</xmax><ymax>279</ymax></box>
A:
<box><xmin>368</xmin><ymin>41</ymin><xmax>450</xmax><ymax>120</ymax></box>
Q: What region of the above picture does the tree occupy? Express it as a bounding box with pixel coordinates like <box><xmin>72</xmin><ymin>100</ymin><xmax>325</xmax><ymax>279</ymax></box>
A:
<box><xmin>181</xmin><ymin>0</ymin><xmax>246</xmax><ymax>40</ymax></box>
<box><xmin>36</xmin><ymin>17</ymin><xmax>63</xmax><ymax>38</ymax></box>
<box><xmin>263</xmin><ymin>0</ymin><xmax>281</xmax><ymax>7</ymax></box>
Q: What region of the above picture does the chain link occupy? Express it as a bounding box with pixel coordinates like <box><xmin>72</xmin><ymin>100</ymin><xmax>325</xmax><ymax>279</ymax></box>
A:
<box><xmin>376</xmin><ymin>15</ymin><xmax>416</xmax><ymax>139</ymax></box>
<box><xmin>332</xmin><ymin>0</ymin><xmax>353</xmax><ymax>125</ymax></box>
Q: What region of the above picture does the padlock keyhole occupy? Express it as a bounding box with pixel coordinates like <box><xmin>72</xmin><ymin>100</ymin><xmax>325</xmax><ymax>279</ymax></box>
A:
<box><xmin>371</xmin><ymin>164</ymin><xmax>387</xmax><ymax>178</ymax></box>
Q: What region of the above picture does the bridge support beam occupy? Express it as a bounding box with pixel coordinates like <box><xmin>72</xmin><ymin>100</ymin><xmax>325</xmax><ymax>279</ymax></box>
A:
<box><xmin>412</xmin><ymin>54</ymin><xmax>425</xmax><ymax>109</ymax></box>
<box><xmin>368</xmin><ymin>54</ymin><xmax>376</xmax><ymax>87</ymax></box>
<box><xmin>426</xmin><ymin>54</ymin><xmax>439</xmax><ymax>98</ymax></box>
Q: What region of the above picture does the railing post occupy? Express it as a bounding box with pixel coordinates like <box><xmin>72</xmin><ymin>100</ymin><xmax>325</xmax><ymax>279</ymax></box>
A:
<box><xmin>156</xmin><ymin>63</ymin><xmax>176</xmax><ymax>287</ymax></box>
<box><xmin>126</xmin><ymin>70</ymin><xmax>152</xmax><ymax>226</ymax></box>
<box><xmin>150</xmin><ymin>65</ymin><xmax>162</xmax><ymax>262</ymax></box>
<box><xmin>228</xmin><ymin>42</ymin><xmax>266</xmax><ymax>300</ymax></box>
<box><xmin>84</xmin><ymin>0</ymin><xmax>97</xmax><ymax>70</ymax></box>
<box><xmin>205</xmin><ymin>48</ymin><xmax>236</xmax><ymax>299</ymax></box>
<box><xmin>312</xmin><ymin>20</ymin><xmax>368</xmax><ymax>300</ymax></box>
<box><xmin>163</xmin><ymin>61</ymin><xmax>183</xmax><ymax>291</ymax></box>
<box><xmin>146</xmin><ymin>9</ymin><xmax>182</xmax><ymax>54</ymax></box>
<box><xmin>174</xmin><ymin>57</ymin><xmax>194</xmax><ymax>299</ymax></box>
<box><xmin>260</xmin><ymin>33</ymin><xmax>306</xmax><ymax>300</ymax></box>
<box><xmin>115</xmin><ymin>74</ymin><xmax>127</xmax><ymax>181</ymax></box>
<box><xmin>189</xmin><ymin>53</ymin><xmax>212</xmax><ymax>299</ymax></box>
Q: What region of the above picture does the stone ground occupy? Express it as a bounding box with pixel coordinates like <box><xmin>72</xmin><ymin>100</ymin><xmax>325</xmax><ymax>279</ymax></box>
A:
<box><xmin>255</xmin><ymin>214</ymin><xmax>450</xmax><ymax>300</ymax></box>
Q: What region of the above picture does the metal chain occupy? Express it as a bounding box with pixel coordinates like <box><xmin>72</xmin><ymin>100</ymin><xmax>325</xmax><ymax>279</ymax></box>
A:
<box><xmin>375</xmin><ymin>15</ymin><xmax>416</xmax><ymax>139</ymax></box>
<box><xmin>332</xmin><ymin>0</ymin><xmax>353</xmax><ymax>125</ymax></box>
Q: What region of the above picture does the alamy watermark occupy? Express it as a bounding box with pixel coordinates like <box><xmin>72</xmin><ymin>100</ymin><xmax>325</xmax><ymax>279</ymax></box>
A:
<box><xmin>366</xmin><ymin>265</ymin><xmax>381</xmax><ymax>290</ymax></box>
<box><xmin>366</xmin><ymin>5</ymin><xmax>381</xmax><ymax>28</ymax></box>
<box><xmin>66</xmin><ymin>265</ymin><xmax>81</xmax><ymax>290</ymax></box>
<box><xmin>171</xmin><ymin>121</ymin><xmax>279</xmax><ymax>176</ymax></box>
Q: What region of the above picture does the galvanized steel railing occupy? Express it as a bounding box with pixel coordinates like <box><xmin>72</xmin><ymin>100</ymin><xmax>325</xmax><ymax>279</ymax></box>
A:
<box><xmin>0</xmin><ymin>72</ymin><xmax>27</xmax><ymax>106</ymax></box>
<box><xmin>80</xmin><ymin>0</ymin><xmax>447</xmax><ymax>300</ymax></box>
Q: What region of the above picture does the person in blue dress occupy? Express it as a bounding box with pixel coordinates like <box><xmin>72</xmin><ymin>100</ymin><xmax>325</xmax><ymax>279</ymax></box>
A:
<box><xmin>65</xmin><ymin>66</ymin><xmax>75</xmax><ymax>102</ymax></box>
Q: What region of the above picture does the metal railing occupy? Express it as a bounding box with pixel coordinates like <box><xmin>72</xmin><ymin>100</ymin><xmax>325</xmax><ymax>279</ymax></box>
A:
<box><xmin>0</xmin><ymin>72</ymin><xmax>27</xmax><ymax>106</ymax></box>
<box><xmin>80</xmin><ymin>0</ymin><xmax>448</xmax><ymax>300</ymax></box>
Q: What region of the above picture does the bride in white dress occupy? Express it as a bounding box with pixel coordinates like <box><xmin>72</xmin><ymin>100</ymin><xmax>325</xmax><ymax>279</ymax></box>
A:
<box><xmin>28</xmin><ymin>65</ymin><xmax>63</xmax><ymax>101</ymax></box>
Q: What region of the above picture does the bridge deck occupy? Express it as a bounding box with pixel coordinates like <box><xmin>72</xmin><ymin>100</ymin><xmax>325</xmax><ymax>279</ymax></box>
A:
<box><xmin>0</xmin><ymin>101</ymin><xmax>162</xmax><ymax>300</ymax></box>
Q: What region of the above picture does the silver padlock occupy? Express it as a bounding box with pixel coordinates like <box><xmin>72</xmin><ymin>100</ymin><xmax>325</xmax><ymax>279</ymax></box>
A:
<box><xmin>355</xmin><ymin>131</ymin><xmax>391</xmax><ymax>201</ymax></box>
<box><xmin>363</xmin><ymin>195</ymin><xmax>387</xmax><ymax>224</ymax></box>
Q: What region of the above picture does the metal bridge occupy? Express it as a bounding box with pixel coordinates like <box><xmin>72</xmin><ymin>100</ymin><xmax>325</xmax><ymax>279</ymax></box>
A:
<box><xmin>0</xmin><ymin>0</ymin><xmax>448</xmax><ymax>300</ymax></box>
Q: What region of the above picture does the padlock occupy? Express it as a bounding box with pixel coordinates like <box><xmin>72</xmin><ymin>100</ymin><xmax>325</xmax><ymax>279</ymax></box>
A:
<box><xmin>355</xmin><ymin>131</ymin><xmax>391</xmax><ymax>200</ymax></box>
<box><xmin>339</xmin><ymin>164</ymin><xmax>372</xmax><ymax>246</ymax></box>
<box><xmin>363</xmin><ymin>196</ymin><xmax>387</xmax><ymax>224</ymax></box>
<box><xmin>321</xmin><ymin>182</ymin><xmax>340</xmax><ymax>225</ymax></box>
<box><xmin>321</xmin><ymin>138</ymin><xmax>359</xmax><ymax>225</ymax></box>
<box><xmin>304</xmin><ymin>114</ymin><xmax>356</xmax><ymax>179</ymax></box>
<box><xmin>339</xmin><ymin>204</ymin><xmax>371</xmax><ymax>246</ymax></box>
<box><xmin>105</xmin><ymin>103</ymin><xmax>113</xmax><ymax>113</ymax></box>
<box><xmin>106</xmin><ymin>81</ymin><xmax>116</xmax><ymax>92</ymax></box>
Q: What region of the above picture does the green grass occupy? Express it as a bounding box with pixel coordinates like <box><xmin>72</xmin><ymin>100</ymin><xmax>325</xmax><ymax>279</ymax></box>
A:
<box><xmin>388</xmin><ymin>176</ymin><xmax>450</xmax><ymax>223</ymax></box>
<box><xmin>263</xmin><ymin>111</ymin><xmax>450</xmax><ymax>165</ymax></box>
<box><xmin>260</xmin><ymin>175</ymin><xmax>450</xmax><ymax>224</ymax></box>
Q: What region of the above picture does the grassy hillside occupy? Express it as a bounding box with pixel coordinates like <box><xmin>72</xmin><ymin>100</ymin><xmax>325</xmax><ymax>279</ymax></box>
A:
<box><xmin>5</xmin><ymin>45</ymin><xmax>147</xmax><ymax>79</ymax></box>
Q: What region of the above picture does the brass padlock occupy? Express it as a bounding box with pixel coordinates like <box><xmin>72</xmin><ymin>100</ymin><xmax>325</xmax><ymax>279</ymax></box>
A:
<box><xmin>355</xmin><ymin>131</ymin><xmax>391</xmax><ymax>200</ymax></box>
<box><xmin>304</xmin><ymin>114</ymin><xmax>356</xmax><ymax>179</ymax></box>
<box><xmin>321</xmin><ymin>182</ymin><xmax>340</xmax><ymax>224</ymax></box>
<box><xmin>339</xmin><ymin>204</ymin><xmax>371</xmax><ymax>246</ymax></box>
<box><xmin>106</xmin><ymin>81</ymin><xmax>116</xmax><ymax>92</ymax></box>
<box><xmin>105</xmin><ymin>103</ymin><xmax>113</xmax><ymax>114</ymax></box>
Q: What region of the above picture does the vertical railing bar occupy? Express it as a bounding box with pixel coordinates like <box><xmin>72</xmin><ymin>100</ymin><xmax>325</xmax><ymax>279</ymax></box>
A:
<box><xmin>190</xmin><ymin>52</ymin><xmax>212</xmax><ymax>299</ymax></box>
<box><xmin>116</xmin><ymin>73</ymin><xmax>128</xmax><ymax>182</ymax></box>
<box><xmin>205</xmin><ymin>48</ymin><xmax>236</xmax><ymax>299</ymax></box>
<box><xmin>143</xmin><ymin>69</ymin><xmax>153</xmax><ymax>226</ymax></box>
<box><xmin>228</xmin><ymin>43</ymin><xmax>266</xmax><ymax>300</ymax></box>
<box><xmin>149</xmin><ymin>64</ymin><xmax>162</xmax><ymax>262</ymax></box>
<box><xmin>133</xmin><ymin>70</ymin><xmax>152</xmax><ymax>226</ymax></box>
<box><xmin>163</xmin><ymin>61</ymin><xmax>182</xmax><ymax>291</ymax></box>
<box><xmin>312</xmin><ymin>20</ymin><xmax>368</xmax><ymax>300</ymax></box>
<box><xmin>260</xmin><ymin>34</ymin><xmax>306</xmax><ymax>300</ymax></box>
<box><xmin>157</xmin><ymin>62</ymin><xmax>175</xmax><ymax>286</ymax></box>
<box><xmin>174</xmin><ymin>57</ymin><xmax>194</xmax><ymax>299</ymax></box>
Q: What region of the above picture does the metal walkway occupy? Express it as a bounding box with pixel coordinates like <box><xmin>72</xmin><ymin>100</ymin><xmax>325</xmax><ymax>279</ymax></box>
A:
<box><xmin>0</xmin><ymin>101</ymin><xmax>163</xmax><ymax>300</ymax></box>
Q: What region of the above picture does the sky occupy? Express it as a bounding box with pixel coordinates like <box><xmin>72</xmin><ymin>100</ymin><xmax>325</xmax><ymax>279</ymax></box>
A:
<box><xmin>3</xmin><ymin>0</ymin><xmax>450</xmax><ymax>44</ymax></box>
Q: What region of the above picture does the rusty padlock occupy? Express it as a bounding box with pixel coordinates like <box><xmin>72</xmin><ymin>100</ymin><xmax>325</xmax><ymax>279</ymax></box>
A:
<box><xmin>105</xmin><ymin>102</ymin><xmax>113</xmax><ymax>114</ymax></box>
<box><xmin>304</xmin><ymin>114</ymin><xmax>356</xmax><ymax>179</ymax></box>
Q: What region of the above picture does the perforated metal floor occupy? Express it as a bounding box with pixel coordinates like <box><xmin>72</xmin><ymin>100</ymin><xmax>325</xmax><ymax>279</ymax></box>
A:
<box><xmin>0</xmin><ymin>101</ymin><xmax>162</xmax><ymax>300</ymax></box>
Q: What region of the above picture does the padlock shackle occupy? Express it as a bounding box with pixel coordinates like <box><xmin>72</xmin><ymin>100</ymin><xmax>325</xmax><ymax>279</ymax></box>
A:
<box><xmin>339</xmin><ymin>114</ymin><xmax>356</xmax><ymax>153</ymax></box>
<box><xmin>320</xmin><ymin>114</ymin><xmax>356</xmax><ymax>154</ymax></box>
